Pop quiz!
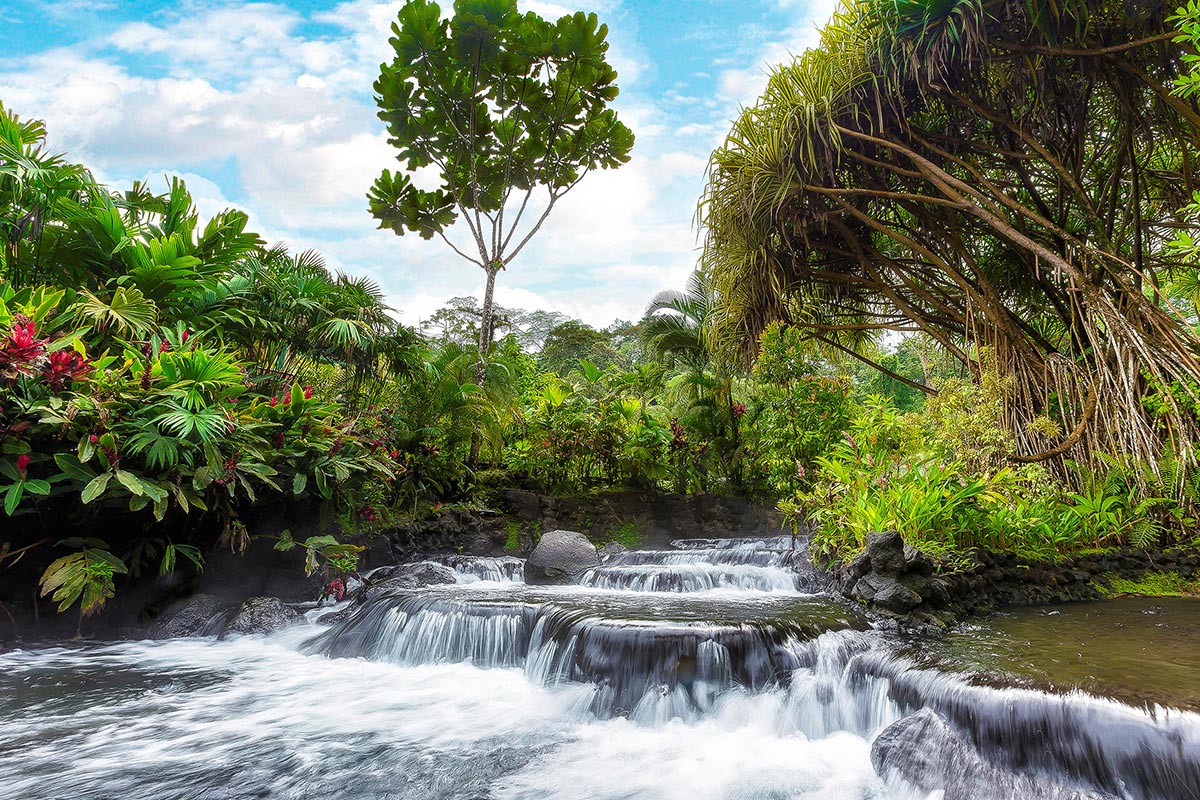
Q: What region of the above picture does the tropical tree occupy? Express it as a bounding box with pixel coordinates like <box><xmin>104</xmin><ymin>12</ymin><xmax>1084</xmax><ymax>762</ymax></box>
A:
<box><xmin>367</xmin><ymin>0</ymin><xmax>635</xmax><ymax>383</ymax></box>
<box><xmin>700</xmin><ymin>0</ymin><xmax>1200</xmax><ymax>488</ymax></box>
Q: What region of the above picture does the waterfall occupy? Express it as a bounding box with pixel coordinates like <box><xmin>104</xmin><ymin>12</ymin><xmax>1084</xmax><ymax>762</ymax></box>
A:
<box><xmin>3</xmin><ymin>532</ymin><xmax>1197</xmax><ymax>800</ymax></box>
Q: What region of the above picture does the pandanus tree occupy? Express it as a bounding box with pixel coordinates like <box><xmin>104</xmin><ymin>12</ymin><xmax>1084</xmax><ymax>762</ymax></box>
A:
<box><xmin>700</xmin><ymin>0</ymin><xmax>1200</xmax><ymax>487</ymax></box>
<box><xmin>368</xmin><ymin>0</ymin><xmax>635</xmax><ymax>385</ymax></box>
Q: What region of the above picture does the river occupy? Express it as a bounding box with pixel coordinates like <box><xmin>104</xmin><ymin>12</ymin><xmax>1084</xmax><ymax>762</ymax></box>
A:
<box><xmin>1</xmin><ymin>537</ymin><xmax>1197</xmax><ymax>799</ymax></box>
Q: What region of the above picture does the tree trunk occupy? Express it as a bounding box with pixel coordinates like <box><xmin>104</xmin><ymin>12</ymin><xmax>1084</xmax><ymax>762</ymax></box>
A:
<box><xmin>476</xmin><ymin>265</ymin><xmax>499</xmax><ymax>386</ymax></box>
<box><xmin>469</xmin><ymin>264</ymin><xmax>500</xmax><ymax>468</ymax></box>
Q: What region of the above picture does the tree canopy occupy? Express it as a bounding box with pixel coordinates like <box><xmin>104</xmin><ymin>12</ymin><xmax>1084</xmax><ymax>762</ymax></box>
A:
<box><xmin>368</xmin><ymin>0</ymin><xmax>634</xmax><ymax>375</ymax></box>
<box><xmin>700</xmin><ymin>0</ymin><xmax>1200</xmax><ymax>482</ymax></box>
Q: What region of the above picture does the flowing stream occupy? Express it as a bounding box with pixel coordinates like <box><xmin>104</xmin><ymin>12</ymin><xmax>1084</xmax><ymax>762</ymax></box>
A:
<box><xmin>1</xmin><ymin>537</ymin><xmax>1198</xmax><ymax>800</ymax></box>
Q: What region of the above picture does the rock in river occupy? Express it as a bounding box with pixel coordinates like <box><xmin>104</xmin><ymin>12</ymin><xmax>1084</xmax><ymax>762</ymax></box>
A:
<box><xmin>525</xmin><ymin>529</ymin><xmax>599</xmax><ymax>584</ymax></box>
<box><xmin>223</xmin><ymin>596</ymin><xmax>302</xmax><ymax>636</ymax></box>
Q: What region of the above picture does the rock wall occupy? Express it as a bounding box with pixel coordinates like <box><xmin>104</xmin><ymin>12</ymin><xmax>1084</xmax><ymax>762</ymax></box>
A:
<box><xmin>365</xmin><ymin>490</ymin><xmax>784</xmax><ymax>567</ymax></box>
<box><xmin>835</xmin><ymin>530</ymin><xmax>1200</xmax><ymax>626</ymax></box>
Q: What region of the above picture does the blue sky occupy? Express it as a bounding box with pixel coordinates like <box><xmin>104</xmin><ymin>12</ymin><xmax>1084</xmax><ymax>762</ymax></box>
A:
<box><xmin>1</xmin><ymin>0</ymin><xmax>837</xmax><ymax>328</ymax></box>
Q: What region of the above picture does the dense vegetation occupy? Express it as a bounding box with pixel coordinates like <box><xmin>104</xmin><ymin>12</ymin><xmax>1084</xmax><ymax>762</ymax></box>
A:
<box><xmin>701</xmin><ymin>0</ymin><xmax>1200</xmax><ymax>563</ymax></box>
<box><xmin>4</xmin><ymin>0</ymin><xmax>1200</xmax><ymax>623</ymax></box>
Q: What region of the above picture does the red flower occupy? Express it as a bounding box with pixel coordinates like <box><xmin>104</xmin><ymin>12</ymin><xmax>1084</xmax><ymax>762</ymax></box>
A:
<box><xmin>0</xmin><ymin>316</ymin><xmax>47</xmax><ymax>377</ymax></box>
<box><xmin>181</xmin><ymin>330</ymin><xmax>190</xmax><ymax>344</ymax></box>
<box><xmin>269</xmin><ymin>396</ymin><xmax>279</xmax><ymax>407</ymax></box>
<box><xmin>283</xmin><ymin>394</ymin><xmax>291</xmax><ymax>405</ymax></box>
<box><xmin>159</xmin><ymin>340</ymin><xmax>170</xmax><ymax>354</ymax></box>
<box><xmin>44</xmin><ymin>350</ymin><xmax>92</xmax><ymax>389</ymax></box>
<box><xmin>15</xmin><ymin>453</ymin><xmax>29</xmax><ymax>479</ymax></box>
<box><xmin>731</xmin><ymin>402</ymin><xmax>746</xmax><ymax>418</ymax></box>
<box><xmin>324</xmin><ymin>578</ymin><xmax>345</xmax><ymax>601</ymax></box>
<box><xmin>303</xmin><ymin>386</ymin><xmax>313</xmax><ymax>400</ymax></box>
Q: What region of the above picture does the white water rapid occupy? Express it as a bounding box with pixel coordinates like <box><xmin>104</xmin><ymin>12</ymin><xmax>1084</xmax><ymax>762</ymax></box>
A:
<box><xmin>0</xmin><ymin>538</ymin><xmax>1196</xmax><ymax>800</ymax></box>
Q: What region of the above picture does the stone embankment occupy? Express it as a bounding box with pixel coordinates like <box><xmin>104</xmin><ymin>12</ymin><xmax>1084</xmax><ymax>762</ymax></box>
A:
<box><xmin>835</xmin><ymin>529</ymin><xmax>1200</xmax><ymax>626</ymax></box>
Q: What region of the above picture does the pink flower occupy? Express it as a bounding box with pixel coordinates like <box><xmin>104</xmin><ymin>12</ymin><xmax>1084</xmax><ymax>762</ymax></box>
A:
<box><xmin>181</xmin><ymin>330</ymin><xmax>190</xmax><ymax>344</ymax></box>
<box><xmin>324</xmin><ymin>578</ymin><xmax>346</xmax><ymax>601</ymax></box>
<box><xmin>159</xmin><ymin>340</ymin><xmax>170</xmax><ymax>354</ymax></box>
<box><xmin>16</xmin><ymin>453</ymin><xmax>29</xmax><ymax>479</ymax></box>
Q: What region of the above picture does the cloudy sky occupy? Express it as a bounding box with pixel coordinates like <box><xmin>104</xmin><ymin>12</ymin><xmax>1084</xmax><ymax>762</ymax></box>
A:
<box><xmin>1</xmin><ymin>0</ymin><xmax>836</xmax><ymax>328</ymax></box>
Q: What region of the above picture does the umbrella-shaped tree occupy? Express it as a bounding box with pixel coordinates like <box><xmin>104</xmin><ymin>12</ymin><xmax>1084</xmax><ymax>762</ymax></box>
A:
<box><xmin>368</xmin><ymin>0</ymin><xmax>635</xmax><ymax>384</ymax></box>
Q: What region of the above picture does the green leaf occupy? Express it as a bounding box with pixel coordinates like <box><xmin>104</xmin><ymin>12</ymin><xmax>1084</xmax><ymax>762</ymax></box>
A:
<box><xmin>55</xmin><ymin>453</ymin><xmax>99</xmax><ymax>482</ymax></box>
<box><xmin>293</xmin><ymin>473</ymin><xmax>308</xmax><ymax>495</ymax></box>
<box><xmin>81</xmin><ymin>472</ymin><xmax>112</xmax><ymax>504</ymax></box>
<box><xmin>115</xmin><ymin>470</ymin><xmax>147</xmax><ymax>497</ymax></box>
<box><xmin>1</xmin><ymin>439</ymin><xmax>31</xmax><ymax>455</ymax></box>
<box><xmin>23</xmin><ymin>479</ymin><xmax>51</xmax><ymax>495</ymax></box>
<box><xmin>302</xmin><ymin>535</ymin><xmax>340</xmax><ymax>550</ymax></box>
<box><xmin>4</xmin><ymin>482</ymin><xmax>24</xmax><ymax>516</ymax></box>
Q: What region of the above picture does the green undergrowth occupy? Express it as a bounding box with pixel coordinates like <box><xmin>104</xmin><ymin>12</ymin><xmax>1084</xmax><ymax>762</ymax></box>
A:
<box><xmin>504</xmin><ymin>521</ymin><xmax>521</xmax><ymax>552</ymax></box>
<box><xmin>594</xmin><ymin>521</ymin><xmax>643</xmax><ymax>550</ymax></box>
<box><xmin>1100</xmin><ymin>571</ymin><xmax>1200</xmax><ymax>597</ymax></box>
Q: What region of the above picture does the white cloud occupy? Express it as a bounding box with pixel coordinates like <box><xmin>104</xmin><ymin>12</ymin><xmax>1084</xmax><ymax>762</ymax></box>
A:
<box><xmin>715</xmin><ymin>0</ymin><xmax>840</xmax><ymax>105</ymax></box>
<box><xmin>3</xmin><ymin>0</ymin><xmax>833</xmax><ymax>330</ymax></box>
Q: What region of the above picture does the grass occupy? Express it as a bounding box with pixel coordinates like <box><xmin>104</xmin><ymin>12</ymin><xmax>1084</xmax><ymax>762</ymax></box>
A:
<box><xmin>504</xmin><ymin>520</ymin><xmax>521</xmax><ymax>552</ymax></box>
<box><xmin>1102</xmin><ymin>571</ymin><xmax>1200</xmax><ymax>597</ymax></box>
<box><xmin>606</xmin><ymin>521</ymin><xmax>644</xmax><ymax>549</ymax></box>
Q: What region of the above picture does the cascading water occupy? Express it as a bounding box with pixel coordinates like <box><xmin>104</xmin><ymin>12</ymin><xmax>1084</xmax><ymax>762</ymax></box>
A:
<box><xmin>1</xmin><ymin>535</ymin><xmax>1197</xmax><ymax>800</ymax></box>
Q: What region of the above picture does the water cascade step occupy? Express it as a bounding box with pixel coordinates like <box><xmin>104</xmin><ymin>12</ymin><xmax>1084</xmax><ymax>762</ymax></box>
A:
<box><xmin>309</xmin><ymin>584</ymin><xmax>864</xmax><ymax>719</ymax></box>
<box><xmin>2</xmin><ymin>533</ymin><xmax>1198</xmax><ymax>800</ymax></box>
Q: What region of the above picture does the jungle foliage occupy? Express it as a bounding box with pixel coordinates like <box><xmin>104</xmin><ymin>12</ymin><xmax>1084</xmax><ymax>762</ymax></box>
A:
<box><xmin>700</xmin><ymin>0</ymin><xmax>1200</xmax><ymax>491</ymax></box>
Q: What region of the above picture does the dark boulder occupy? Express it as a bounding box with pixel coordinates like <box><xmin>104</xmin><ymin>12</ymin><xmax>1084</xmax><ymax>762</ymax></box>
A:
<box><xmin>223</xmin><ymin>596</ymin><xmax>302</xmax><ymax>636</ymax></box>
<box><xmin>369</xmin><ymin>561</ymin><xmax>458</xmax><ymax>585</ymax></box>
<box><xmin>148</xmin><ymin>593</ymin><xmax>231</xmax><ymax>639</ymax></box>
<box><xmin>358</xmin><ymin>561</ymin><xmax>458</xmax><ymax>603</ymax></box>
<box><xmin>525</xmin><ymin>529</ymin><xmax>599</xmax><ymax>584</ymax></box>
<box><xmin>872</xmin><ymin>580</ymin><xmax>924</xmax><ymax>613</ymax></box>
<box><xmin>865</xmin><ymin>530</ymin><xmax>907</xmax><ymax>576</ymax></box>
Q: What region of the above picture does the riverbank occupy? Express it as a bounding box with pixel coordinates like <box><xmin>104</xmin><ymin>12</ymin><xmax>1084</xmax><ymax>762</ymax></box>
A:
<box><xmin>831</xmin><ymin>529</ymin><xmax>1200</xmax><ymax>628</ymax></box>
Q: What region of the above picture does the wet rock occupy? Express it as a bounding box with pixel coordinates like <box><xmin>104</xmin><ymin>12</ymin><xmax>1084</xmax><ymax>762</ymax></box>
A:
<box><xmin>865</xmin><ymin>530</ymin><xmax>907</xmax><ymax>576</ymax></box>
<box><xmin>223</xmin><ymin>596</ymin><xmax>301</xmax><ymax>636</ymax></box>
<box><xmin>903</xmin><ymin>544</ymin><xmax>934</xmax><ymax>575</ymax></box>
<box><xmin>359</xmin><ymin>562</ymin><xmax>458</xmax><ymax>603</ymax></box>
<box><xmin>872</xmin><ymin>709</ymin><xmax>1111</xmax><ymax>800</ymax></box>
<box><xmin>525</xmin><ymin>529</ymin><xmax>599</xmax><ymax>584</ymax></box>
<box><xmin>148</xmin><ymin>593</ymin><xmax>230</xmax><ymax>639</ymax></box>
<box><xmin>598</xmin><ymin>542</ymin><xmax>628</xmax><ymax>559</ymax></box>
<box><xmin>872</xmin><ymin>581</ymin><xmax>924</xmax><ymax>613</ymax></box>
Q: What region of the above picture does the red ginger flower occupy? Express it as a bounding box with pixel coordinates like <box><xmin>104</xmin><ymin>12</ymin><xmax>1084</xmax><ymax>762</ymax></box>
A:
<box><xmin>0</xmin><ymin>316</ymin><xmax>47</xmax><ymax>377</ymax></box>
<box><xmin>16</xmin><ymin>453</ymin><xmax>29</xmax><ymax>479</ymax></box>
<box><xmin>44</xmin><ymin>350</ymin><xmax>92</xmax><ymax>390</ymax></box>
